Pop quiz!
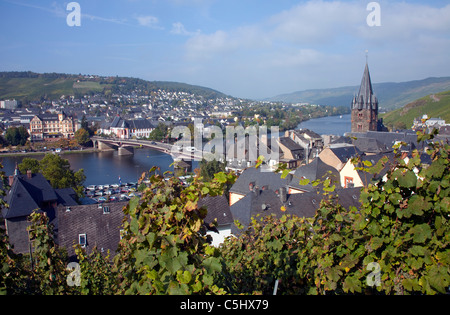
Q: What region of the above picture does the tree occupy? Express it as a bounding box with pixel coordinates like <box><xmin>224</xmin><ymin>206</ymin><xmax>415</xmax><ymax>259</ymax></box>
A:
<box><xmin>199</xmin><ymin>159</ymin><xmax>226</xmax><ymax>182</ymax></box>
<box><xmin>75</xmin><ymin>128</ymin><xmax>91</xmax><ymax>147</ymax></box>
<box><xmin>18</xmin><ymin>158</ymin><xmax>40</xmax><ymax>174</ymax></box>
<box><xmin>37</xmin><ymin>154</ymin><xmax>86</xmax><ymax>196</ymax></box>
<box><xmin>148</xmin><ymin>123</ymin><xmax>168</xmax><ymax>141</ymax></box>
<box><xmin>5</xmin><ymin>126</ymin><xmax>29</xmax><ymax>146</ymax></box>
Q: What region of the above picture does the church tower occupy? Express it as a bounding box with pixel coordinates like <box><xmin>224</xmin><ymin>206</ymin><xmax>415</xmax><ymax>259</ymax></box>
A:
<box><xmin>351</xmin><ymin>62</ymin><xmax>379</xmax><ymax>133</ymax></box>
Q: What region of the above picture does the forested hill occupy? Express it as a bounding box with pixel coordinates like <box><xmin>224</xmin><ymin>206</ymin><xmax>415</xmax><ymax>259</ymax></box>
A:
<box><xmin>0</xmin><ymin>71</ymin><xmax>227</xmax><ymax>102</ymax></box>
<box><xmin>381</xmin><ymin>90</ymin><xmax>450</xmax><ymax>130</ymax></box>
<box><xmin>267</xmin><ymin>76</ymin><xmax>450</xmax><ymax>111</ymax></box>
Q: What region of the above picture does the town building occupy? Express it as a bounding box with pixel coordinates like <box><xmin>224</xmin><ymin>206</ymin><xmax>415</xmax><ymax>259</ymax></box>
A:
<box><xmin>29</xmin><ymin>112</ymin><xmax>79</xmax><ymax>141</ymax></box>
<box><xmin>100</xmin><ymin>116</ymin><xmax>155</xmax><ymax>139</ymax></box>
<box><xmin>57</xmin><ymin>201</ymin><xmax>129</xmax><ymax>259</ymax></box>
<box><xmin>287</xmin><ymin>157</ymin><xmax>341</xmax><ymax>194</ymax></box>
<box><xmin>1</xmin><ymin>169</ymin><xmax>78</xmax><ymax>254</ymax></box>
<box><xmin>230</xmin><ymin>186</ymin><xmax>361</xmax><ymax>235</ymax></box>
<box><xmin>198</xmin><ymin>195</ymin><xmax>233</xmax><ymax>247</ymax></box>
<box><xmin>351</xmin><ymin>63</ymin><xmax>382</xmax><ymax>133</ymax></box>
<box><xmin>0</xmin><ymin>99</ymin><xmax>18</xmax><ymax>110</ymax></box>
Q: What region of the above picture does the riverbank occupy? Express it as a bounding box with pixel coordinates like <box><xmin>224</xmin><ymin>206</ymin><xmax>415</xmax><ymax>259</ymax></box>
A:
<box><xmin>0</xmin><ymin>148</ymin><xmax>100</xmax><ymax>158</ymax></box>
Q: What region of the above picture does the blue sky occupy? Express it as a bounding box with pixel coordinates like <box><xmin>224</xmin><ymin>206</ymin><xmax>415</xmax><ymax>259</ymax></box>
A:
<box><xmin>1</xmin><ymin>0</ymin><xmax>450</xmax><ymax>99</ymax></box>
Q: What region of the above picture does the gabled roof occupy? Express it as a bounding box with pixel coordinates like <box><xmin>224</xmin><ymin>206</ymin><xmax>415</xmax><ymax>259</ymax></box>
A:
<box><xmin>230</xmin><ymin>187</ymin><xmax>362</xmax><ymax>235</ymax></box>
<box><xmin>326</xmin><ymin>144</ymin><xmax>362</xmax><ymax>163</ymax></box>
<box><xmin>2</xmin><ymin>177</ymin><xmax>40</xmax><ymax>219</ymax></box>
<box><xmin>355</xmin><ymin>153</ymin><xmax>396</xmax><ymax>186</ymax></box>
<box><xmin>198</xmin><ymin>195</ymin><xmax>233</xmax><ymax>227</ymax></box>
<box><xmin>289</xmin><ymin>157</ymin><xmax>341</xmax><ymax>192</ymax></box>
<box><xmin>2</xmin><ymin>173</ymin><xmax>77</xmax><ymax>220</ymax></box>
<box><xmin>278</xmin><ymin>137</ymin><xmax>303</xmax><ymax>152</ymax></box>
<box><xmin>229</xmin><ymin>167</ymin><xmax>291</xmax><ymax>196</ymax></box>
<box><xmin>2</xmin><ymin>173</ymin><xmax>59</xmax><ymax>219</ymax></box>
<box><xmin>352</xmin><ymin>63</ymin><xmax>378</xmax><ymax>111</ymax></box>
<box><xmin>57</xmin><ymin>201</ymin><xmax>129</xmax><ymax>259</ymax></box>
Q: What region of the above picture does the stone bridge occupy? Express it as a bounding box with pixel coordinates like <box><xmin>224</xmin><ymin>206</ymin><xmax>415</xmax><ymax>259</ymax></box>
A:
<box><xmin>91</xmin><ymin>137</ymin><xmax>203</xmax><ymax>160</ymax></box>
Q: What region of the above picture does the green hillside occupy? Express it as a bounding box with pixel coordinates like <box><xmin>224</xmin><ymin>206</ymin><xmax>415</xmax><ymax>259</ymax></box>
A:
<box><xmin>0</xmin><ymin>71</ymin><xmax>226</xmax><ymax>103</ymax></box>
<box><xmin>381</xmin><ymin>90</ymin><xmax>450</xmax><ymax>130</ymax></box>
<box><xmin>268</xmin><ymin>77</ymin><xmax>450</xmax><ymax>110</ymax></box>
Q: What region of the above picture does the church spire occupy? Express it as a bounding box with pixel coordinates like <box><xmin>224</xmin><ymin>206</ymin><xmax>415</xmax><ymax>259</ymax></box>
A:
<box><xmin>353</xmin><ymin>61</ymin><xmax>378</xmax><ymax>112</ymax></box>
<box><xmin>351</xmin><ymin>60</ymin><xmax>380</xmax><ymax>133</ymax></box>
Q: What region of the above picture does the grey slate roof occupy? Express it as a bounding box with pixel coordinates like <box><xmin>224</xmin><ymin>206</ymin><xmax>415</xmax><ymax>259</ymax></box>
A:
<box><xmin>352</xmin><ymin>63</ymin><xmax>378</xmax><ymax>111</ymax></box>
<box><xmin>109</xmin><ymin>116</ymin><xmax>154</xmax><ymax>130</ymax></box>
<box><xmin>57</xmin><ymin>201</ymin><xmax>129</xmax><ymax>259</ymax></box>
<box><xmin>289</xmin><ymin>157</ymin><xmax>341</xmax><ymax>193</ymax></box>
<box><xmin>229</xmin><ymin>167</ymin><xmax>291</xmax><ymax>196</ymax></box>
<box><xmin>2</xmin><ymin>173</ymin><xmax>67</xmax><ymax>219</ymax></box>
<box><xmin>198</xmin><ymin>195</ymin><xmax>233</xmax><ymax>227</ymax></box>
<box><xmin>230</xmin><ymin>187</ymin><xmax>362</xmax><ymax>235</ymax></box>
<box><xmin>327</xmin><ymin>144</ymin><xmax>362</xmax><ymax>163</ymax></box>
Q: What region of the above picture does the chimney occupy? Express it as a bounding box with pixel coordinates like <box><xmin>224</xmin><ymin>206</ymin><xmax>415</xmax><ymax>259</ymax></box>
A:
<box><xmin>8</xmin><ymin>175</ymin><xmax>14</xmax><ymax>187</ymax></box>
<box><xmin>27</xmin><ymin>170</ymin><xmax>32</xmax><ymax>179</ymax></box>
<box><xmin>279</xmin><ymin>187</ymin><xmax>287</xmax><ymax>203</ymax></box>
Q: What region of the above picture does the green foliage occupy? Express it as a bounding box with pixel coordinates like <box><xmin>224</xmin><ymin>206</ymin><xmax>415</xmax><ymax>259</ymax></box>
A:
<box><xmin>18</xmin><ymin>158</ymin><xmax>40</xmax><ymax>175</ymax></box>
<box><xmin>199</xmin><ymin>159</ymin><xmax>226</xmax><ymax>182</ymax></box>
<box><xmin>1</xmin><ymin>132</ymin><xmax>448</xmax><ymax>295</ymax></box>
<box><xmin>219</xmin><ymin>214</ymin><xmax>311</xmax><ymax>295</ymax></box>
<box><xmin>19</xmin><ymin>154</ymin><xmax>86</xmax><ymax>196</ymax></box>
<box><xmin>74</xmin><ymin>128</ymin><xmax>91</xmax><ymax>146</ymax></box>
<box><xmin>219</xmin><ymin>133</ymin><xmax>449</xmax><ymax>295</ymax></box>
<box><xmin>382</xmin><ymin>90</ymin><xmax>450</xmax><ymax>130</ymax></box>
<box><xmin>27</xmin><ymin>211</ymin><xmax>70</xmax><ymax>295</ymax></box>
<box><xmin>73</xmin><ymin>246</ymin><xmax>116</xmax><ymax>295</ymax></box>
<box><xmin>113</xmin><ymin>167</ymin><xmax>235</xmax><ymax>295</ymax></box>
<box><xmin>5</xmin><ymin>126</ymin><xmax>29</xmax><ymax>146</ymax></box>
<box><xmin>148</xmin><ymin>123</ymin><xmax>169</xmax><ymax>141</ymax></box>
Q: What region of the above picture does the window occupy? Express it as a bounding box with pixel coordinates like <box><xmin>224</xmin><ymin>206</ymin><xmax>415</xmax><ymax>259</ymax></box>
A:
<box><xmin>103</xmin><ymin>206</ymin><xmax>110</xmax><ymax>214</ymax></box>
<box><xmin>344</xmin><ymin>177</ymin><xmax>354</xmax><ymax>189</ymax></box>
<box><xmin>78</xmin><ymin>234</ymin><xmax>87</xmax><ymax>247</ymax></box>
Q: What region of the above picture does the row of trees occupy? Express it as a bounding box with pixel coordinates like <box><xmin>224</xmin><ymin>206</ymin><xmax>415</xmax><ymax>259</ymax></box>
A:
<box><xmin>0</xmin><ymin>133</ymin><xmax>448</xmax><ymax>295</ymax></box>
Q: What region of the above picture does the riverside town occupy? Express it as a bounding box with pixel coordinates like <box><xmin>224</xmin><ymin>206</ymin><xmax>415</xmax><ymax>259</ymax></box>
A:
<box><xmin>0</xmin><ymin>0</ymin><xmax>449</xmax><ymax>300</ymax></box>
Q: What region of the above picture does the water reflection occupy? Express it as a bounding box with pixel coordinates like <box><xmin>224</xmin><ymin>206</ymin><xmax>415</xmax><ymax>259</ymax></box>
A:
<box><xmin>1</xmin><ymin>148</ymin><xmax>198</xmax><ymax>186</ymax></box>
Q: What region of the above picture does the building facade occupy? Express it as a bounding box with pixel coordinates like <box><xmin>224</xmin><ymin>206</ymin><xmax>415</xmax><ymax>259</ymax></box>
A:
<box><xmin>351</xmin><ymin>63</ymin><xmax>380</xmax><ymax>133</ymax></box>
<box><xmin>29</xmin><ymin>112</ymin><xmax>78</xmax><ymax>141</ymax></box>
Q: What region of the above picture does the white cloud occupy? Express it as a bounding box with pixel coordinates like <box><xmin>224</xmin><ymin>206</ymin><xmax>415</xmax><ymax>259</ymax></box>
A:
<box><xmin>268</xmin><ymin>0</ymin><xmax>364</xmax><ymax>45</ymax></box>
<box><xmin>136</xmin><ymin>15</ymin><xmax>163</xmax><ymax>29</ymax></box>
<box><xmin>173</xmin><ymin>1</ymin><xmax>450</xmax><ymax>98</ymax></box>
<box><xmin>170</xmin><ymin>22</ymin><xmax>200</xmax><ymax>36</ymax></box>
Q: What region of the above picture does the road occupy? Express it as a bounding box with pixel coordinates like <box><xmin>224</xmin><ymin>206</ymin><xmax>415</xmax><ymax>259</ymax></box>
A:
<box><xmin>91</xmin><ymin>137</ymin><xmax>204</xmax><ymax>160</ymax></box>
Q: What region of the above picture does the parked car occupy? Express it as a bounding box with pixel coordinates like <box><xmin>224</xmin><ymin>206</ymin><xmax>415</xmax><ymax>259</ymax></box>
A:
<box><xmin>97</xmin><ymin>197</ymin><xmax>107</xmax><ymax>203</ymax></box>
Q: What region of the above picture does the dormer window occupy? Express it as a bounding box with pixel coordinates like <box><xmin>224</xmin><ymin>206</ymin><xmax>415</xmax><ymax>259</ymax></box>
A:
<box><xmin>103</xmin><ymin>206</ymin><xmax>110</xmax><ymax>214</ymax></box>
<box><xmin>78</xmin><ymin>234</ymin><xmax>87</xmax><ymax>248</ymax></box>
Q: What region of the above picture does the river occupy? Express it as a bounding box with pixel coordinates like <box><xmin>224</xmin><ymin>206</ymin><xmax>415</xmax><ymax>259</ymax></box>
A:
<box><xmin>0</xmin><ymin>115</ymin><xmax>350</xmax><ymax>185</ymax></box>
<box><xmin>0</xmin><ymin>148</ymin><xmax>198</xmax><ymax>186</ymax></box>
<box><xmin>297</xmin><ymin>114</ymin><xmax>351</xmax><ymax>136</ymax></box>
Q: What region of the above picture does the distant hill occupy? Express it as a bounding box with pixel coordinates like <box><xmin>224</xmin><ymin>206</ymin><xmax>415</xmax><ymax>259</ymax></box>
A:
<box><xmin>267</xmin><ymin>77</ymin><xmax>450</xmax><ymax>111</ymax></box>
<box><xmin>0</xmin><ymin>71</ymin><xmax>227</xmax><ymax>103</ymax></box>
<box><xmin>380</xmin><ymin>90</ymin><xmax>450</xmax><ymax>130</ymax></box>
